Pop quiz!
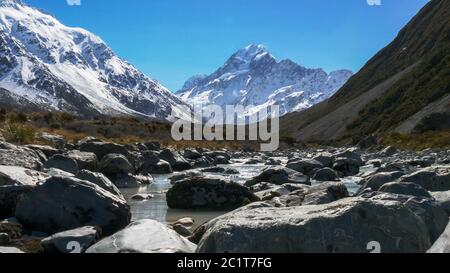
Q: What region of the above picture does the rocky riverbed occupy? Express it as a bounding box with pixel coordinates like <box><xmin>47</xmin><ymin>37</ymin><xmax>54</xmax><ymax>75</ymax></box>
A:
<box><xmin>1</xmin><ymin>135</ymin><xmax>450</xmax><ymax>253</ymax></box>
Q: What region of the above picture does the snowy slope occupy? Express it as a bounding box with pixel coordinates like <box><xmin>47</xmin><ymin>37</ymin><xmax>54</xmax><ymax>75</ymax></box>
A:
<box><xmin>0</xmin><ymin>0</ymin><xmax>190</xmax><ymax>121</ymax></box>
<box><xmin>178</xmin><ymin>44</ymin><xmax>353</xmax><ymax>118</ymax></box>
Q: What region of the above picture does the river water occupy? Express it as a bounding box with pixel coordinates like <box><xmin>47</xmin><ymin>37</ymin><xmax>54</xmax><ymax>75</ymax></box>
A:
<box><xmin>121</xmin><ymin>158</ymin><xmax>362</xmax><ymax>230</ymax></box>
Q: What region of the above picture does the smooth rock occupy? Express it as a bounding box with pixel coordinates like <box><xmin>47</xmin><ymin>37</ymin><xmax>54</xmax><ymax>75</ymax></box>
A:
<box><xmin>400</xmin><ymin>168</ymin><xmax>450</xmax><ymax>191</ymax></box>
<box><xmin>313</xmin><ymin>167</ymin><xmax>339</xmax><ymax>181</ymax></box>
<box><xmin>167</xmin><ymin>176</ymin><xmax>259</xmax><ymax>210</ymax></box>
<box><xmin>15</xmin><ymin>176</ymin><xmax>131</xmax><ymax>236</ymax></box>
<box><xmin>66</xmin><ymin>150</ymin><xmax>98</xmax><ymax>171</ymax></box>
<box><xmin>43</xmin><ymin>154</ymin><xmax>79</xmax><ymax>174</ymax></box>
<box><xmin>41</xmin><ymin>226</ymin><xmax>100</xmax><ymax>253</ymax></box>
<box><xmin>379</xmin><ymin>182</ymin><xmax>432</xmax><ymax>198</ymax></box>
<box><xmin>431</xmin><ymin>191</ymin><xmax>450</xmax><ymax>216</ymax></box>
<box><xmin>286</xmin><ymin>159</ymin><xmax>323</xmax><ymax>176</ymax></box>
<box><xmin>0</xmin><ymin>165</ymin><xmax>48</xmax><ymax>186</ymax></box>
<box><xmin>245</xmin><ymin>166</ymin><xmax>310</xmax><ymax>187</ymax></box>
<box><xmin>76</xmin><ymin>170</ymin><xmax>124</xmax><ymax>199</ymax></box>
<box><xmin>99</xmin><ymin>153</ymin><xmax>134</xmax><ymax>177</ymax></box>
<box><xmin>0</xmin><ymin>145</ymin><xmax>44</xmax><ymax>170</ymax></box>
<box><xmin>86</xmin><ymin>220</ymin><xmax>196</xmax><ymax>253</ymax></box>
<box><xmin>195</xmin><ymin>198</ymin><xmax>431</xmax><ymax>253</ymax></box>
<box><xmin>428</xmin><ymin>222</ymin><xmax>450</xmax><ymax>253</ymax></box>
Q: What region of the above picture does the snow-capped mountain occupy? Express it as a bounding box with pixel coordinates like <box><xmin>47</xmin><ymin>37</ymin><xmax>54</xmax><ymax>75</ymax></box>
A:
<box><xmin>178</xmin><ymin>44</ymin><xmax>353</xmax><ymax>118</ymax></box>
<box><xmin>0</xmin><ymin>0</ymin><xmax>189</xmax><ymax>121</ymax></box>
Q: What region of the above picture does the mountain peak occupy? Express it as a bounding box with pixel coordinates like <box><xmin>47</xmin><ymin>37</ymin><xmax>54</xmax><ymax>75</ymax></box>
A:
<box><xmin>233</xmin><ymin>44</ymin><xmax>270</xmax><ymax>62</ymax></box>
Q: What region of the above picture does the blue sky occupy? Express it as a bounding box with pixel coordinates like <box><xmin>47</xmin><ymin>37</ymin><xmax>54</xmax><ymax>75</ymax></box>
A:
<box><xmin>25</xmin><ymin>0</ymin><xmax>429</xmax><ymax>91</ymax></box>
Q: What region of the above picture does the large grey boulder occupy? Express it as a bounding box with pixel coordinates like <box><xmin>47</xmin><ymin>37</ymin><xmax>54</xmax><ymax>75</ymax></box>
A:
<box><xmin>365</xmin><ymin>192</ymin><xmax>448</xmax><ymax>243</ymax></box>
<box><xmin>0</xmin><ymin>166</ymin><xmax>48</xmax><ymax>219</ymax></box>
<box><xmin>195</xmin><ymin>197</ymin><xmax>431</xmax><ymax>253</ymax></box>
<box><xmin>0</xmin><ymin>165</ymin><xmax>48</xmax><ymax>186</ymax></box>
<box><xmin>99</xmin><ymin>153</ymin><xmax>134</xmax><ymax>177</ymax></box>
<box><xmin>167</xmin><ymin>176</ymin><xmax>259</xmax><ymax>210</ymax></box>
<box><xmin>79</xmin><ymin>140</ymin><xmax>129</xmax><ymax>161</ymax></box>
<box><xmin>25</xmin><ymin>145</ymin><xmax>60</xmax><ymax>158</ymax></box>
<box><xmin>357</xmin><ymin>171</ymin><xmax>404</xmax><ymax>193</ymax></box>
<box><xmin>0</xmin><ymin>145</ymin><xmax>44</xmax><ymax>170</ymax></box>
<box><xmin>313</xmin><ymin>168</ymin><xmax>339</xmax><ymax>181</ymax></box>
<box><xmin>245</xmin><ymin>166</ymin><xmax>310</xmax><ymax>187</ymax></box>
<box><xmin>400</xmin><ymin>168</ymin><xmax>450</xmax><ymax>191</ymax></box>
<box><xmin>428</xmin><ymin>222</ymin><xmax>450</xmax><ymax>253</ymax></box>
<box><xmin>139</xmin><ymin>151</ymin><xmax>173</xmax><ymax>175</ymax></box>
<box><xmin>301</xmin><ymin>182</ymin><xmax>350</xmax><ymax>205</ymax></box>
<box><xmin>15</xmin><ymin>176</ymin><xmax>131</xmax><ymax>236</ymax></box>
<box><xmin>286</xmin><ymin>159</ymin><xmax>323</xmax><ymax>176</ymax></box>
<box><xmin>43</xmin><ymin>154</ymin><xmax>79</xmax><ymax>175</ymax></box>
<box><xmin>379</xmin><ymin>182</ymin><xmax>432</xmax><ymax>198</ymax></box>
<box><xmin>159</xmin><ymin>149</ymin><xmax>192</xmax><ymax>172</ymax></box>
<box><xmin>332</xmin><ymin>158</ymin><xmax>360</xmax><ymax>177</ymax></box>
<box><xmin>113</xmin><ymin>173</ymin><xmax>153</xmax><ymax>188</ymax></box>
<box><xmin>313</xmin><ymin>153</ymin><xmax>334</xmax><ymax>167</ymax></box>
<box><xmin>66</xmin><ymin>150</ymin><xmax>98</xmax><ymax>171</ymax></box>
<box><xmin>41</xmin><ymin>226</ymin><xmax>100</xmax><ymax>253</ymax></box>
<box><xmin>76</xmin><ymin>170</ymin><xmax>124</xmax><ymax>199</ymax></box>
<box><xmin>86</xmin><ymin>220</ymin><xmax>196</xmax><ymax>253</ymax></box>
<box><xmin>334</xmin><ymin>149</ymin><xmax>364</xmax><ymax>166</ymax></box>
<box><xmin>431</xmin><ymin>191</ymin><xmax>450</xmax><ymax>216</ymax></box>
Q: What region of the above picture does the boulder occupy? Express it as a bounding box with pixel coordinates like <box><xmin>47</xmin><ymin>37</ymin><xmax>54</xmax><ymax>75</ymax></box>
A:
<box><xmin>167</xmin><ymin>176</ymin><xmax>259</xmax><ymax>210</ymax></box>
<box><xmin>0</xmin><ymin>247</ymin><xmax>24</xmax><ymax>253</ymax></box>
<box><xmin>39</xmin><ymin>132</ymin><xmax>65</xmax><ymax>149</ymax></box>
<box><xmin>76</xmin><ymin>170</ymin><xmax>124</xmax><ymax>199</ymax></box>
<box><xmin>334</xmin><ymin>149</ymin><xmax>364</xmax><ymax>166</ymax></box>
<box><xmin>214</xmin><ymin>156</ymin><xmax>230</xmax><ymax>165</ymax></box>
<box><xmin>400</xmin><ymin>168</ymin><xmax>450</xmax><ymax>191</ymax></box>
<box><xmin>43</xmin><ymin>154</ymin><xmax>79</xmax><ymax>175</ymax></box>
<box><xmin>131</xmin><ymin>194</ymin><xmax>154</xmax><ymax>200</ymax></box>
<box><xmin>0</xmin><ymin>186</ymin><xmax>33</xmax><ymax>219</ymax></box>
<box><xmin>170</xmin><ymin>170</ymin><xmax>204</xmax><ymax>184</ymax></box>
<box><xmin>286</xmin><ymin>159</ymin><xmax>323</xmax><ymax>176</ymax></box>
<box><xmin>312</xmin><ymin>153</ymin><xmax>334</xmax><ymax>167</ymax></box>
<box><xmin>183</xmin><ymin>149</ymin><xmax>203</xmax><ymax>160</ymax></box>
<box><xmin>25</xmin><ymin>145</ymin><xmax>60</xmax><ymax>158</ymax></box>
<box><xmin>332</xmin><ymin>158</ymin><xmax>360</xmax><ymax>177</ymax></box>
<box><xmin>428</xmin><ymin>222</ymin><xmax>450</xmax><ymax>253</ymax></box>
<box><xmin>245</xmin><ymin>166</ymin><xmax>310</xmax><ymax>187</ymax></box>
<box><xmin>45</xmin><ymin>168</ymin><xmax>75</xmax><ymax>177</ymax></box>
<box><xmin>365</xmin><ymin>192</ymin><xmax>449</xmax><ymax>243</ymax></box>
<box><xmin>431</xmin><ymin>191</ymin><xmax>450</xmax><ymax>216</ymax></box>
<box><xmin>202</xmin><ymin>167</ymin><xmax>226</xmax><ymax>173</ymax></box>
<box><xmin>144</xmin><ymin>142</ymin><xmax>161</xmax><ymax>151</ymax></box>
<box><xmin>79</xmin><ymin>141</ymin><xmax>129</xmax><ymax>160</ymax></box>
<box><xmin>41</xmin><ymin>226</ymin><xmax>100</xmax><ymax>253</ymax></box>
<box><xmin>66</xmin><ymin>150</ymin><xmax>98</xmax><ymax>171</ymax></box>
<box><xmin>195</xmin><ymin>198</ymin><xmax>431</xmax><ymax>253</ymax></box>
<box><xmin>159</xmin><ymin>149</ymin><xmax>192</xmax><ymax>171</ymax></box>
<box><xmin>313</xmin><ymin>168</ymin><xmax>339</xmax><ymax>181</ymax></box>
<box><xmin>357</xmin><ymin>171</ymin><xmax>404</xmax><ymax>193</ymax></box>
<box><xmin>15</xmin><ymin>176</ymin><xmax>131</xmax><ymax>236</ymax></box>
<box><xmin>99</xmin><ymin>154</ymin><xmax>134</xmax><ymax>177</ymax></box>
<box><xmin>301</xmin><ymin>182</ymin><xmax>350</xmax><ymax>205</ymax></box>
<box><xmin>379</xmin><ymin>182</ymin><xmax>432</xmax><ymax>198</ymax></box>
<box><xmin>113</xmin><ymin>173</ymin><xmax>153</xmax><ymax>188</ymax></box>
<box><xmin>0</xmin><ymin>165</ymin><xmax>48</xmax><ymax>186</ymax></box>
<box><xmin>0</xmin><ymin>145</ymin><xmax>44</xmax><ymax>170</ymax></box>
<box><xmin>86</xmin><ymin>219</ymin><xmax>196</xmax><ymax>253</ymax></box>
<box><xmin>172</xmin><ymin>224</ymin><xmax>192</xmax><ymax>237</ymax></box>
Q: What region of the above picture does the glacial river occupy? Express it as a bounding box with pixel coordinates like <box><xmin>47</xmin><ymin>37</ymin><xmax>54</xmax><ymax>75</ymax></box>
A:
<box><xmin>121</xmin><ymin>158</ymin><xmax>362</xmax><ymax>230</ymax></box>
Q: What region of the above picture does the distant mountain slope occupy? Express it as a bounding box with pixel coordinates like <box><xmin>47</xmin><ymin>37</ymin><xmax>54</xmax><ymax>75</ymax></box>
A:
<box><xmin>177</xmin><ymin>44</ymin><xmax>352</xmax><ymax>118</ymax></box>
<box><xmin>0</xmin><ymin>0</ymin><xmax>189</xmax><ymax>121</ymax></box>
<box><xmin>281</xmin><ymin>0</ymin><xmax>450</xmax><ymax>142</ymax></box>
